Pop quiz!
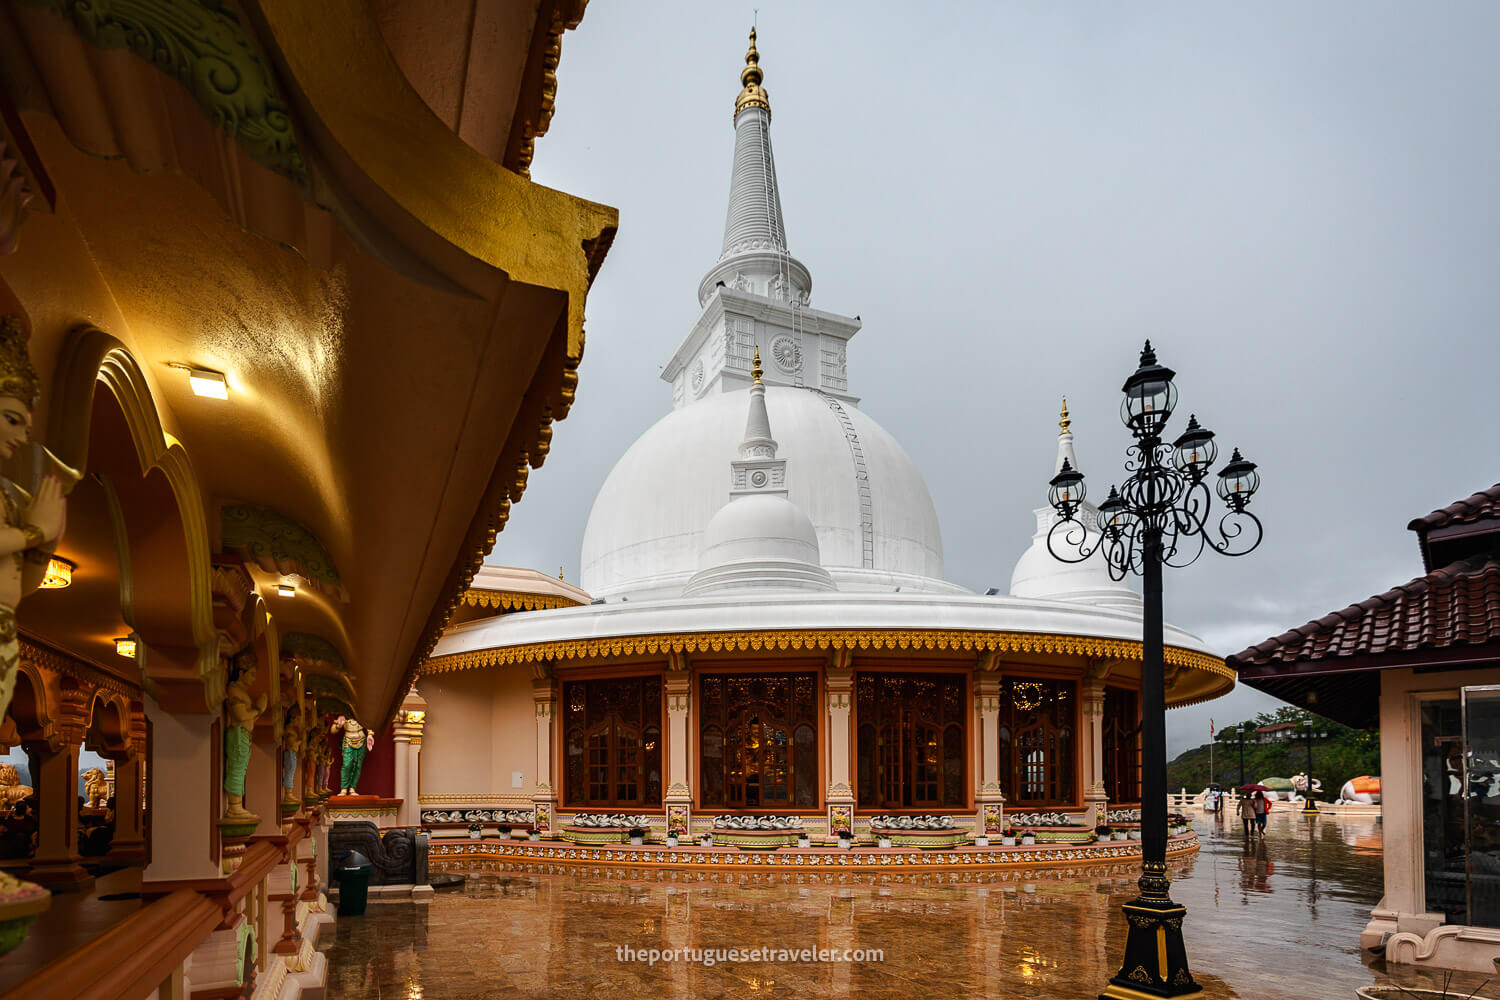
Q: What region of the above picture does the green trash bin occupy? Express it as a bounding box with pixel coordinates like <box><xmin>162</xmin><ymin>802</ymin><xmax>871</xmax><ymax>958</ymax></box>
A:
<box><xmin>337</xmin><ymin>850</ymin><xmax>372</xmax><ymax>916</ymax></box>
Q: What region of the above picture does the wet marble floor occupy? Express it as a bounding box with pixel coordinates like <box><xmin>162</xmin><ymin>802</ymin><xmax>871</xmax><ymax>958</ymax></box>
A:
<box><xmin>324</xmin><ymin>811</ymin><xmax>1494</xmax><ymax>999</ymax></box>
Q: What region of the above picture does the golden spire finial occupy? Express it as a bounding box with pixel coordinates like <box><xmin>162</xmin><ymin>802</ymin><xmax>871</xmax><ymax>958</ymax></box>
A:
<box><xmin>735</xmin><ymin>28</ymin><xmax>771</xmax><ymax>116</ymax></box>
<box><xmin>1059</xmin><ymin>398</ymin><xmax>1071</xmax><ymax>434</ymax></box>
<box><xmin>752</xmin><ymin>346</ymin><xmax>763</xmax><ymax>384</ymax></box>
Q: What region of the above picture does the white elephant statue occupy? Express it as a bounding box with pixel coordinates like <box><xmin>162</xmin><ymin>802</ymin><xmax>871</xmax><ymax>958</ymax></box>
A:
<box><xmin>1338</xmin><ymin>776</ymin><xmax>1381</xmax><ymax>805</ymax></box>
<box><xmin>1259</xmin><ymin>774</ymin><xmax>1322</xmax><ymax>801</ymax></box>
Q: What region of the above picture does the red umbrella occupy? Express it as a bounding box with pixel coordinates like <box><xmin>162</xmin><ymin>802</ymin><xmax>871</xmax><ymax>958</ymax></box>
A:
<box><xmin>1238</xmin><ymin>783</ymin><xmax>1269</xmax><ymax>793</ymax></box>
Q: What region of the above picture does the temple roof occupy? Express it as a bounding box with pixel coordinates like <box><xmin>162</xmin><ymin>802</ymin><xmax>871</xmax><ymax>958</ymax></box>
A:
<box><xmin>1230</xmin><ymin>552</ymin><xmax>1500</xmax><ymax>669</ymax></box>
<box><xmin>1408</xmin><ymin>482</ymin><xmax>1500</xmax><ymax>533</ymax></box>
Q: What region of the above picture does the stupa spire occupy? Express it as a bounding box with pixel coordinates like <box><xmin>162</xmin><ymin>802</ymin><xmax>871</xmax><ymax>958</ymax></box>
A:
<box><xmin>698</xmin><ymin>28</ymin><xmax>813</xmax><ymax>307</ymax></box>
<box><xmin>1055</xmin><ymin>397</ymin><xmax>1080</xmax><ymax>475</ymax></box>
<box><xmin>740</xmin><ymin>347</ymin><xmax>777</xmax><ymax>460</ymax></box>
<box><xmin>736</xmin><ymin>28</ymin><xmax>770</xmax><ymax>116</ymax></box>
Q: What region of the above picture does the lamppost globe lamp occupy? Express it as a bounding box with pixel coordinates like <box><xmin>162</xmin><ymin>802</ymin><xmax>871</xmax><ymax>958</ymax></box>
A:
<box><xmin>1216</xmin><ymin>448</ymin><xmax>1261</xmax><ymax>510</ymax></box>
<box><xmin>1047</xmin><ymin>458</ymin><xmax>1086</xmax><ymax>517</ymax></box>
<box><xmin>1045</xmin><ymin>340</ymin><xmax>1264</xmax><ymax>1000</ymax></box>
<box><xmin>1171</xmin><ymin>415</ymin><xmax>1218</xmax><ymax>482</ymax></box>
<box><xmin>1119</xmin><ymin>340</ymin><xmax>1179</xmax><ymax>438</ymax></box>
<box><xmin>1096</xmin><ymin>486</ymin><xmax>1129</xmax><ymax>539</ymax></box>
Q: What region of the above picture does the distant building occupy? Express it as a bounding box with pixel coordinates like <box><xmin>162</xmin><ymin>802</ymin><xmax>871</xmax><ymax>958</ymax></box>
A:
<box><xmin>1231</xmin><ymin>483</ymin><xmax>1500</xmax><ymax>975</ymax></box>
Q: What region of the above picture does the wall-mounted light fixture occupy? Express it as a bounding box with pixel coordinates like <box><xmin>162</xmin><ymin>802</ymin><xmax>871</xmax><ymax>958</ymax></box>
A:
<box><xmin>40</xmin><ymin>556</ymin><xmax>75</xmax><ymax>589</ymax></box>
<box><xmin>167</xmin><ymin>363</ymin><xmax>229</xmax><ymax>400</ymax></box>
<box><xmin>277</xmin><ymin>583</ymin><xmax>296</xmax><ymax>598</ymax></box>
<box><xmin>115</xmin><ymin>636</ymin><xmax>137</xmax><ymax>658</ymax></box>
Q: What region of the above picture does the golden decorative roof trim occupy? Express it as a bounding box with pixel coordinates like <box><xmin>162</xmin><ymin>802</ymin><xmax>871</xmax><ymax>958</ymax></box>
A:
<box><xmin>420</xmin><ymin>627</ymin><xmax>1232</xmax><ymax>700</ymax></box>
<box><xmin>462</xmin><ymin>589</ymin><xmax>584</xmax><ymax>612</ymax></box>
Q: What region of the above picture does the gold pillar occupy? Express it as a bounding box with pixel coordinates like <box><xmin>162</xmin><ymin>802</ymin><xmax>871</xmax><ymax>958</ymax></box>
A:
<box><xmin>392</xmin><ymin>686</ymin><xmax>428</xmax><ymax>827</ymax></box>
<box><xmin>104</xmin><ymin>749</ymin><xmax>147</xmax><ymax>863</ymax></box>
<box><xmin>532</xmin><ymin>669</ymin><xmax>557</xmax><ymax>835</ymax></box>
<box><xmin>825</xmin><ymin>653</ymin><xmax>854</xmax><ymax>838</ymax></box>
<box><xmin>664</xmin><ymin>652</ymin><xmax>691</xmax><ymax>838</ymax></box>
<box><xmin>29</xmin><ymin>676</ymin><xmax>90</xmax><ymax>889</ymax></box>
<box><xmin>974</xmin><ymin>661</ymin><xmax>1005</xmax><ymax>837</ymax></box>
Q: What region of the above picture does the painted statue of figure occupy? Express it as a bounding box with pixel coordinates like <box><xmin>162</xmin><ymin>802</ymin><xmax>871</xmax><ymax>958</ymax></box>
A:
<box><xmin>222</xmin><ymin>654</ymin><xmax>268</xmax><ymax>820</ymax></box>
<box><xmin>280</xmin><ymin>703</ymin><xmax>306</xmax><ymax>806</ymax></box>
<box><xmin>332</xmin><ymin>715</ymin><xmax>373</xmax><ymax>796</ymax></box>
<box><xmin>0</xmin><ymin>317</ymin><xmax>64</xmax><ymax>723</ymax></box>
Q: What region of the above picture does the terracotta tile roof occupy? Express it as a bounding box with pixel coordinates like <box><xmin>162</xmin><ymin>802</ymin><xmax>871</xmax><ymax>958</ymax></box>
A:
<box><xmin>1408</xmin><ymin>483</ymin><xmax>1500</xmax><ymax>533</ymax></box>
<box><xmin>1228</xmin><ymin>552</ymin><xmax>1500</xmax><ymax>667</ymax></box>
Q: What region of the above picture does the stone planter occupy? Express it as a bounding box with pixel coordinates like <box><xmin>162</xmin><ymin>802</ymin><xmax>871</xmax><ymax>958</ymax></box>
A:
<box><xmin>1113</xmin><ymin>832</ymin><xmax>1127</xmax><ymax>841</ymax></box>
<box><xmin>1032</xmin><ymin>826</ymin><xmax>1095</xmax><ymax>844</ymax></box>
<box><xmin>837</xmin><ymin>837</ymin><xmax>851</xmax><ymax>850</ymax></box>
<box><xmin>529</xmin><ymin>831</ymin><xmax>541</xmax><ymax>842</ymax></box>
<box><xmin>797</xmin><ymin>836</ymin><xmax>810</xmax><ymax>848</ymax></box>
<box><xmin>975</xmin><ymin>835</ymin><xmax>990</xmax><ymax>847</ymax></box>
<box><xmin>999</xmin><ymin>836</ymin><xmax>1014</xmax><ymax>846</ymax></box>
<box><xmin>712</xmin><ymin>828</ymin><xmax>799</xmax><ymax>850</ymax></box>
<box><xmin>1130</xmin><ymin>830</ymin><xmax>1141</xmax><ymax>840</ymax></box>
<box><xmin>1020</xmin><ymin>836</ymin><xmax>1036</xmax><ymax>845</ymax></box>
<box><xmin>563</xmin><ymin>826</ymin><xmax>629</xmax><ymax>846</ymax></box>
<box><xmin>666</xmin><ymin>836</ymin><xmax>679</xmax><ymax>848</ymax></box>
<box><xmin>873</xmin><ymin>827</ymin><xmax>968</xmax><ymax>850</ymax></box>
<box><xmin>876</xmin><ymin>837</ymin><xmax>893</xmax><ymax>848</ymax></box>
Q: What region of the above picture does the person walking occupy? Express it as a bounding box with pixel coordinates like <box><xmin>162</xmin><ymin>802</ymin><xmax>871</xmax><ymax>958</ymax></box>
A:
<box><xmin>1253</xmin><ymin>790</ymin><xmax>1270</xmax><ymax>838</ymax></box>
<box><xmin>1237</xmin><ymin>790</ymin><xmax>1256</xmax><ymax>837</ymax></box>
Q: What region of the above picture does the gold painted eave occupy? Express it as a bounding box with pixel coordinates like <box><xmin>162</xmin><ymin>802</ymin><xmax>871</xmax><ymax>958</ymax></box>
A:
<box><xmin>420</xmin><ymin>626</ymin><xmax>1233</xmax><ymax>707</ymax></box>
<box><xmin>245</xmin><ymin>0</ymin><xmax>617</xmax><ymax>357</ymax></box>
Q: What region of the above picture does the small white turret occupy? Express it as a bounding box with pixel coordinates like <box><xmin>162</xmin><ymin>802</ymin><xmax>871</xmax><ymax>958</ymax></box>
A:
<box><xmin>684</xmin><ymin>350</ymin><xmax>837</xmax><ymax>596</ymax></box>
<box><xmin>1009</xmin><ymin>400</ymin><xmax>1140</xmax><ymax>610</ymax></box>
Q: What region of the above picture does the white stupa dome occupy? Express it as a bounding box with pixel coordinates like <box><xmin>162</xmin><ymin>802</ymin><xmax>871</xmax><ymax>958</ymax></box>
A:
<box><xmin>582</xmin><ymin>386</ymin><xmax>958</xmax><ymax>601</ymax></box>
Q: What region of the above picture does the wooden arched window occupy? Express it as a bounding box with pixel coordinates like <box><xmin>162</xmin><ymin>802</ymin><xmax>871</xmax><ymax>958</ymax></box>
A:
<box><xmin>562</xmin><ymin>677</ymin><xmax>663</xmax><ymax>809</ymax></box>
<box><xmin>853</xmin><ymin>672</ymin><xmax>967</xmax><ymax>810</ymax></box>
<box><xmin>999</xmin><ymin>677</ymin><xmax>1077</xmax><ymax>807</ymax></box>
<box><xmin>698</xmin><ymin>673</ymin><xmax>818</xmax><ymax>809</ymax></box>
<box><xmin>1102</xmin><ymin>686</ymin><xmax>1141</xmax><ymax>803</ymax></box>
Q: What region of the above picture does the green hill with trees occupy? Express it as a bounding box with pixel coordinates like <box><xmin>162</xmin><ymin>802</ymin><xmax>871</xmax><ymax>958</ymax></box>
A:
<box><xmin>1167</xmin><ymin>706</ymin><xmax>1379</xmax><ymax>799</ymax></box>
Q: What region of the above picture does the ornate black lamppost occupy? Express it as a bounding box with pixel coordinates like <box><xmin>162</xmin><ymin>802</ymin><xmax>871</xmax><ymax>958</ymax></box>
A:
<box><xmin>1301</xmin><ymin>718</ymin><xmax>1319</xmax><ymax>816</ymax></box>
<box><xmin>1045</xmin><ymin>341</ymin><xmax>1263</xmax><ymax>1000</ymax></box>
<box><xmin>1237</xmin><ymin>726</ymin><xmax>1247</xmax><ymax>788</ymax></box>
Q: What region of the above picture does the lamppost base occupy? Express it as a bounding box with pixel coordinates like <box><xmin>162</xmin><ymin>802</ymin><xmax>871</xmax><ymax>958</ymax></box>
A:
<box><xmin>1099</xmin><ymin>897</ymin><xmax>1202</xmax><ymax>999</ymax></box>
<box><xmin>1301</xmin><ymin>801</ymin><xmax>1319</xmax><ymax>815</ymax></box>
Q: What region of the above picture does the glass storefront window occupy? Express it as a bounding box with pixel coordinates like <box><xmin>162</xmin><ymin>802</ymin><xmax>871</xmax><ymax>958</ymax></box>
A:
<box><xmin>1421</xmin><ymin>697</ymin><xmax>1465</xmax><ymax>924</ymax></box>
<box><xmin>1463</xmin><ymin>686</ymin><xmax>1500</xmax><ymax>927</ymax></box>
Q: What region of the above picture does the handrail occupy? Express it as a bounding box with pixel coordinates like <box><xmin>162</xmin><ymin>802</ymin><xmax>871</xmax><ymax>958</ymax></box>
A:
<box><xmin>0</xmin><ymin>890</ymin><xmax>220</xmax><ymax>1000</ymax></box>
<box><xmin>10</xmin><ymin>822</ymin><xmax>311</xmax><ymax>1000</ymax></box>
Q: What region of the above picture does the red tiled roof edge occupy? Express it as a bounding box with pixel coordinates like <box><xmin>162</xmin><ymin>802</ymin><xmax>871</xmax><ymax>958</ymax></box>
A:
<box><xmin>1407</xmin><ymin>483</ymin><xmax>1500</xmax><ymax>534</ymax></box>
<box><xmin>1227</xmin><ymin>552</ymin><xmax>1500</xmax><ymax>667</ymax></box>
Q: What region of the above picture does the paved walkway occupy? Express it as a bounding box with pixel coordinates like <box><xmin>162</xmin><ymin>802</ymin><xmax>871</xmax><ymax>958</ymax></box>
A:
<box><xmin>325</xmin><ymin>811</ymin><xmax>1493</xmax><ymax>999</ymax></box>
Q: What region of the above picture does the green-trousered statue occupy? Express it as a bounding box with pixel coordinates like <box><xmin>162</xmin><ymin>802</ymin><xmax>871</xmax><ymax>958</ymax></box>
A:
<box><xmin>223</xmin><ymin>656</ymin><xmax>268</xmax><ymax>819</ymax></box>
<box><xmin>333</xmin><ymin>715</ymin><xmax>374</xmax><ymax>796</ymax></box>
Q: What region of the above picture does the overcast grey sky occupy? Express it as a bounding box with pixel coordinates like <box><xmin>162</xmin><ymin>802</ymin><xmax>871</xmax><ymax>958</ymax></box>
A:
<box><xmin>499</xmin><ymin>2</ymin><xmax>1500</xmax><ymax>757</ymax></box>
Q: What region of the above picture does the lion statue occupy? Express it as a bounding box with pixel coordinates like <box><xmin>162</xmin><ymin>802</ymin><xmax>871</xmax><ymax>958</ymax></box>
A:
<box><xmin>0</xmin><ymin>763</ymin><xmax>32</xmax><ymax>812</ymax></box>
<box><xmin>82</xmin><ymin>767</ymin><xmax>108</xmax><ymax>809</ymax></box>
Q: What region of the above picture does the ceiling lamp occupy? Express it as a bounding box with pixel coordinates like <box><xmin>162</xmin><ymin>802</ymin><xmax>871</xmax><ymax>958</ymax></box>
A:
<box><xmin>115</xmin><ymin>636</ymin><xmax>137</xmax><ymax>658</ymax></box>
<box><xmin>40</xmin><ymin>556</ymin><xmax>74</xmax><ymax>589</ymax></box>
<box><xmin>277</xmin><ymin>583</ymin><xmax>296</xmax><ymax>598</ymax></box>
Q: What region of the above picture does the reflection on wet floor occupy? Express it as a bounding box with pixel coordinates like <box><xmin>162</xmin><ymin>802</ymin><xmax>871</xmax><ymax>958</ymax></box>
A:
<box><xmin>325</xmin><ymin>811</ymin><xmax>1494</xmax><ymax>999</ymax></box>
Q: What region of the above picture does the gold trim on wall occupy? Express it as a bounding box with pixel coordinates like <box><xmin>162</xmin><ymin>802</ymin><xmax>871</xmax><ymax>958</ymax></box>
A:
<box><xmin>422</xmin><ymin>627</ymin><xmax>1232</xmax><ymax>701</ymax></box>
<box><xmin>462</xmin><ymin>589</ymin><xmax>583</xmax><ymax>612</ymax></box>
